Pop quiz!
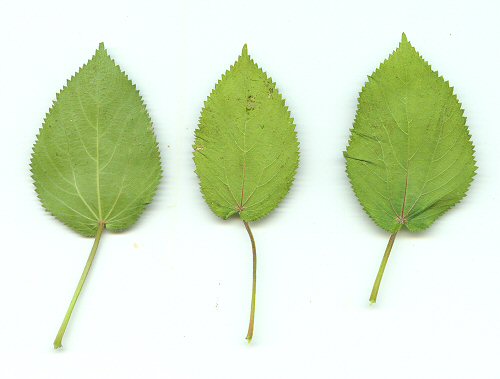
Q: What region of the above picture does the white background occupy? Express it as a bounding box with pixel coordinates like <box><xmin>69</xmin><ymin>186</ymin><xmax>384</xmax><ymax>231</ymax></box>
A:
<box><xmin>0</xmin><ymin>0</ymin><xmax>498</xmax><ymax>378</ymax></box>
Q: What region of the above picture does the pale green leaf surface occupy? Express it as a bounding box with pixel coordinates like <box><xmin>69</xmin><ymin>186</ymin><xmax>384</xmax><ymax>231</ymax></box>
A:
<box><xmin>194</xmin><ymin>45</ymin><xmax>299</xmax><ymax>222</ymax></box>
<box><xmin>345</xmin><ymin>34</ymin><xmax>476</xmax><ymax>233</ymax></box>
<box><xmin>31</xmin><ymin>43</ymin><xmax>162</xmax><ymax>237</ymax></box>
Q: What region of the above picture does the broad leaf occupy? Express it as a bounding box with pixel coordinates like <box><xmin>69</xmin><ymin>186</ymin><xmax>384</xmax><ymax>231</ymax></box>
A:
<box><xmin>193</xmin><ymin>45</ymin><xmax>299</xmax><ymax>341</ymax></box>
<box><xmin>345</xmin><ymin>34</ymin><xmax>476</xmax><ymax>303</ymax></box>
<box><xmin>31</xmin><ymin>43</ymin><xmax>162</xmax><ymax>348</ymax></box>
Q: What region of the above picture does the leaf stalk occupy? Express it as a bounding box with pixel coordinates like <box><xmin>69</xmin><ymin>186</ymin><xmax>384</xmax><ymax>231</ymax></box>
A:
<box><xmin>243</xmin><ymin>221</ymin><xmax>257</xmax><ymax>343</ymax></box>
<box><xmin>53</xmin><ymin>221</ymin><xmax>105</xmax><ymax>349</ymax></box>
<box><xmin>369</xmin><ymin>232</ymin><xmax>397</xmax><ymax>304</ymax></box>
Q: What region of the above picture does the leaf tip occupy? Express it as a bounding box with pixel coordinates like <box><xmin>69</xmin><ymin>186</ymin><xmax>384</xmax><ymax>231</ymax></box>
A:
<box><xmin>242</xmin><ymin>43</ymin><xmax>249</xmax><ymax>57</ymax></box>
<box><xmin>98</xmin><ymin>42</ymin><xmax>106</xmax><ymax>51</ymax></box>
<box><xmin>399</xmin><ymin>33</ymin><xmax>414</xmax><ymax>51</ymax></box>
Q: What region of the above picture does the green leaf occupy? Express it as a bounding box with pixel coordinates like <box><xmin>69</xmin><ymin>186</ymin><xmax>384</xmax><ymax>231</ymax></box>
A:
<box><xmin>193</xmin><ymin>45</ymin><xmax>299</xmax><ymax>341</ymax></box>
<box><xmin>345</xmin><ymin>34</ymin><xmax>476</xmax><ymax>303</ymax></box>
<box><xmin>31</xmin><ymin>43</ymin><xmax>162</xmax><ymax>348</ymax></box>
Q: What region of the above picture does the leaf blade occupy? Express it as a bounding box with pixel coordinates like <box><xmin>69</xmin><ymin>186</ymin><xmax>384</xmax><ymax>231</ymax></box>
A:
<box><xmin>345</xmin><ymin>34</ymin><xmax>476</xmax><ymax>233</ymax></box>
<box><xmin>31</xmin><ymin>43</ymin><xmax>162</xmax><ymax>236</ymax></box>
<box><xmin>194</xmin><ymin>45</ymin><xmax>299</xmax><ymax>221</ymax></box>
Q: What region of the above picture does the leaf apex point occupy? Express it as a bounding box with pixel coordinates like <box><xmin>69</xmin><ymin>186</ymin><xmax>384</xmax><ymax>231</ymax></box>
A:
<box><xmin>242</xmin><ymin>43</ymin><xmax>249</xmax><ymax>56</ymax></box>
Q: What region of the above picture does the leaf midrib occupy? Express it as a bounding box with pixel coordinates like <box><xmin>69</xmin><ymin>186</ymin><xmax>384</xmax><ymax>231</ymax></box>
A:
<box><xmin>95</xmin><ymin>101</ymin><xmax>102</xmax><ymax>220</ymax></box>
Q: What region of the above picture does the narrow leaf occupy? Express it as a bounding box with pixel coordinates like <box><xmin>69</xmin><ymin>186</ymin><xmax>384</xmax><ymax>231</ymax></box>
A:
<box><xmin>193</xmin><ymin>45</ymin><xmax>299</xmax><ymax>341</ymax></box>
<box><xmin>345</xmin><ymin>34</ymin><xmax>476</xmax><ymax>303</ymax></box>
<box><xmin>31</xmin><ymin>43</ymin><xmax>162</xmax><ymax>348</ymax></box>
